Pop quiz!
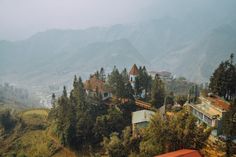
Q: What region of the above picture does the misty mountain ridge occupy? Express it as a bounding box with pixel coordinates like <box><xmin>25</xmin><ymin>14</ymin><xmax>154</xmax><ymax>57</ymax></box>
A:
<box><xmin>0</xmin><ymin>18</ymin><xmax>236</xmax><ymax>92</ymax></box>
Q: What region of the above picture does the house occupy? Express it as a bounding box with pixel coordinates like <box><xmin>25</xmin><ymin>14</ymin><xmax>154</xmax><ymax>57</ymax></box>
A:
<box><xmin>154</xmin><ymin>149</ymin><xmax>202</xmax><ymax>157</ymax></box>
<box><xmin>132</xmin><ymin>110</ymin><xmax>155</xmax><ymax>136</ymax></box>
<box><xmin>84</xmin><ymin>75</ymin><xmax>112</xmax><ymax>100</ymax></box>
<box><xmin>188</xmin><ymin>96</ymin><xmax>230</xmax><ymax>136</ymax></box>
<box><xmin>129</xmin><ymin>64</ymin><xmax>139</xmax><ymax>88</ymax></box>
<box><xmin>149</xmin><ymin>70</ymin><xmax>173</xmax><ymax>81</ymax></box>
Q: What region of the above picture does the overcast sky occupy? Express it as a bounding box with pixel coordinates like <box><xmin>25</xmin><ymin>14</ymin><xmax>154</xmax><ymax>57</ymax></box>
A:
<box><xmin>1</xmin><ymin>0</ymin><xmax>236</xmax><ymax>41</ymax></box>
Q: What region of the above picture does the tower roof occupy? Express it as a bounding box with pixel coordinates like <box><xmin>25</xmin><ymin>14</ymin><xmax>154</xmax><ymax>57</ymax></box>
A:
<box><xmin>129</xmin><ymin>64</ymin><xmax>139</xmax><ymax>75</ymax></box>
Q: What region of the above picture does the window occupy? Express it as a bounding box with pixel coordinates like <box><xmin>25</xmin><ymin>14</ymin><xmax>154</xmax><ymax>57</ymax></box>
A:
<box><xmin>204</xmin><ymin>115</ymin><xmax>212</xmax><ymax>126</ymax></box>
<box><xmin>104</xmin><ymin>92</ymin><xmax>108</xmax><ymax>97</ymax></box>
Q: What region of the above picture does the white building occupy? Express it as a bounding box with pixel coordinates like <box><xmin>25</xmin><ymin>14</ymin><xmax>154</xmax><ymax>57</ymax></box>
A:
<box><xmin>132</xmin><ymin>110</ymin><xmax>155</xmax><ymax>136</ymax></box>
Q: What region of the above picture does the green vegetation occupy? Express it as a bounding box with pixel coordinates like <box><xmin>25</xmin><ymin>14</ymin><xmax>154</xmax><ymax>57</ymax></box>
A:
<box><xmin>139</xmin><ymin>109</ymin><xmax>211</xmax><ymax>157</ymax></box>
<box><xmin>107</xmin><ymin>66</ymin><xmax>134</xmax><ymax>100</ymax></box>
<box><xmin>175</xmin><ymin>95</ymin><xmax>188</xmax><ymax>106</ymax></box>
<box><xmin>209</xmin><ymin>53</ymin><xmax>236</xmax><ymax>101</ymax></box>
<box><xmin>208</xmin><ymin>54</ymin><xmax>236</xmax><ymax>157</ymax></box>
<box><xmin>0</xmin><ymin>108</ymin><xmax>78</xmax><ymax>157</ymax></box>
<box><xmin>0</xmin><ymin>110</ymin><xmax>16</xmax><ymax>133</ymax></box>
<box><xmin>222</xmin><ymin>99</ymin><xmax>236</xmax><ymax>157</ymax></box>
<box><xmin>134</xmin><ymin>66</ymin><xmax>152</xmax><ymax>99</ymax></box>
<box><xmin>48</xmin><ymin>72</ymin><xmax>136</xmax><ymax>154</ymax></box>
<box><xmin>151</xmin><ymin>74</ymin><xmax>165</xmax><ymax>108</ymax></box>
<box><xmin>0</xmin><ymin>64</ymin><xmax>218</xmax><ymax>157</ymax></box>
<box><xmin>165</xmin><ymin>77</ymin><xmax>195</xmax><ymax>96</ymax></box>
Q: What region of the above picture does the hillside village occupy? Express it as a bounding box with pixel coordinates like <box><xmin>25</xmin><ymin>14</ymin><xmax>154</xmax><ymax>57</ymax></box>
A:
<box><xmin>1</xmin><ymin>1</ymin><xmax>236</xmax><ymax>157</ymax></box>
<box><xmin>47</xmin><ymin>56</ymin><xmax>235</xmax><ymax>156</ymax></box>
<box><xmin>84</xmin><ymin>63</ymin><xmax>235</xmax><ymax>142</ymax></box>
<box><xmin>1</xmin><ymin>56</ymin><xmax>236</xmax><ymax>157</ymax></box>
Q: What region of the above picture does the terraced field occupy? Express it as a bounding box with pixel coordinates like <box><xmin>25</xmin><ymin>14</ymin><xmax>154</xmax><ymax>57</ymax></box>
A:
<box><xmin>0</xmin><ymin>109</ymin><xmax>77</xmax><ymax>157</ymax></box>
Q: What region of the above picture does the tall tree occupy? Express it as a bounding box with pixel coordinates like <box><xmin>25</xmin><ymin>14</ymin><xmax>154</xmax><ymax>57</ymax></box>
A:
<box><xmin>151</xmin><ymin>74</ymin><xmax>165</xmax><ymax>108</ymax></box>
<box><xmin>121</xmin><ymin>68</ymin><xmax>129</xmax><ymax>84</ymax></box>
<box><xmin>100</xmin><ymin>67</ymin><xmax>106</xmax><ymax>81</ymax></box>
<box><xmin>209</xmin><ymin>53</ymin><xmax>236</xmax><ymax>100</ymax></box>
<box><xmin>139</xmin><ymin>66</ymin><xmax>152</xmax><ymax>99</ymax></box>
<box><xmin>222</xmin><ymin>99</ymin><xmax>236</xmax><ymax>157</ymax></box>
<box><xmin>51</xmin><ymin>93</ymin><xmax>56</xmax><ymax>108</ymax></box>
<box><xmin>107</xmin><ymin>66</ymin><xmax>125</xmax><ymax>99</ymax></box>
<box><xmin>140</xmin><ymin>110</ymin><xmax>211</xmax><ymax>157</ymax></box>
<box><xmin>134</xmin><ymin>76</ymin><xmax>142</xmax><ymax>97</ymax></box>
<box><xmin>124</xmin><ymin>82</ymin><xmax>135</xmax><ymax>101</ymax></box>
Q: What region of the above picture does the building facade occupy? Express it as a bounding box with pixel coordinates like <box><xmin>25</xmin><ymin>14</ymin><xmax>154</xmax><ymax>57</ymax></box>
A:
<box><xmin>84</xmin><ymin>75</ymin><xmax>112</xmax><ymax>100</ymax></box>
<box><xmin>132</xmin><ymin>109</ymin><xmax>155</xmax><ymax>136</ymax></box>
<box><xmin>188</xmin><ymin>96</ymin><xmax>230</xmax><ymax>136</ymax></box>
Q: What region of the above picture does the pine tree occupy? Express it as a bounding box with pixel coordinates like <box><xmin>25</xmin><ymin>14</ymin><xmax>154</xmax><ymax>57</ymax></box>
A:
<box><xmin>121</xmin><ymin>68</ymin><xmax>129</xmax><ymax>84</ymax></box>
<box><xmin>56</xmin><ymin>86</ymin><xmax>70</xmax><ymax>145</ymax></box>
<box><xmin>151</xmin><ymin>74</ymin><xmax>165</xmax><ymax>108</ymax></box>
<box><xmin>76</xmin><ymin>77</ymin><xmax>86</xmax><ymax>110</ymax></box>
<box><xmin>134</xmin><ymin>77</ymin><xmax>141</xmax><ymax>97</ymax></box>
<box><xmin>209</xmin><ymin>53</ymin><xmax>236</xmax><ymax>100</ymax></box>
<box><xmin>107</xmin><ymin>66</ymin><xmax>125</xmax><ymax>99</ymax></box>
<box><xmin>124</xmin><ymin>82</ymin><xmax>135</xmax><ymax>101</ymax></box>
<box><xmin>222</xmin><ymin>99</ymin><xmax>236</xmax><ymax>157</ymax></box>
<box><xmin>100</xmin><ymin>67</ymin><xmax>106</xmax><ymax>81</ymax></box>
<box><xmin>51</xmin><ymin>93</ymin><xmax>56</xmax><ymax>108</ymax></box>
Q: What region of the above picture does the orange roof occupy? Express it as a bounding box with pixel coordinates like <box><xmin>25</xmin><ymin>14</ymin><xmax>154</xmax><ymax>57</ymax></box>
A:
<box><xmin>129</xmin><ymin>64</ymin><xmax>139</xmax><ymax>75</ymax></box>
<box><xmin>206</xmin><ymin>96</ymin><xmax>230</xmax><ymax>111</ymax></box>
<box><xmin>155</xmin><ymin>149</ymin><xmax>202</xmax><ymax>157</ymax></box>
<box><xmin>135</xmin><ymin>99</ymin><xmax>151</xmax><ymax>109</ymax></box>
<box><xmin>84</xmin><ymin>76</ymin><xmax>106</xmax><ymax>93</ymax></box>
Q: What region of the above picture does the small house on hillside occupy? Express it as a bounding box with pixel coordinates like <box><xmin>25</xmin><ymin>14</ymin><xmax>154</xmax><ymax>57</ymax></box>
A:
<box><xmin>84</xmin><ymin>75</ymin><xmax>112</xmax><ymax>100</ymax></box>
<box><xmin>149</xmin><ymin>70</ymin><xmax>173</xmax><ymax>81</ymax></box>
<box><xmin>132</xmin><ymin>110</ymin><xmax>155</xmax><ymax>136</ymax></box>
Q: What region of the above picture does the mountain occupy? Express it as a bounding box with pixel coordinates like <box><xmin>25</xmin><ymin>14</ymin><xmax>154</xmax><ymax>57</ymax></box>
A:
<box><xmin>152</xmin><ymin>21</ymin><xmax>236</xmax><ymax>82</ymax></box>
<box><xmin>0</xmin><ymin>37</ymin><xmax>146</xmax><ymax>88</ymax></box>
<box><xmin>0</xmin><ymin>18</ymin><xmax>236</xmax><ymax>96</ymax></box>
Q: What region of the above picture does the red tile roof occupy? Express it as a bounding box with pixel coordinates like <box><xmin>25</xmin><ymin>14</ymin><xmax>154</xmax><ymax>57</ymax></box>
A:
<box><xmin>129</xmin><ymin>64</ymin><xmax>139</xmax><ymax>75</ymax></box>
<box><xmin>84</xmin><ymin>76</ymin><xmax>106</xmax><ymax>93</ymax></box>
<box><xmin>155</xmin><ymin>149</ymin><xmax>202</xmax><ymax>157</ymax></box>
<box><xmin>206</xmin><ymin>96</ymin><xmax>230</xmax><ymax>111</ymax></box>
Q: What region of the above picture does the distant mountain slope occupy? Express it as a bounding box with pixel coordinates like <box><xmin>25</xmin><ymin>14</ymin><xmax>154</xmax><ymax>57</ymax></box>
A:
<box><xmin>0</xmin><ymin>38</ymin><xmax>146</xmax><ymax>87</ymax></box>
<box><xmin>0</xmin><ymin>18</ymin><xmax>236</xmax><ymax>89</ymax></box>
<box><xmin>152</xmin><ymin>22</ymin><xmax>236</xmax><ymax>82</ymax></box>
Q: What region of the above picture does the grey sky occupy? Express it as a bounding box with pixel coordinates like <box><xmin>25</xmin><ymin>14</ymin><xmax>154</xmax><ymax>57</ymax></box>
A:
<box><xmin>1</xmin><ymin>0</ymin><xmax>236</xmax><ymax>41</ymax></box>
<box><xmin>0</xmin><ymin>0</ymin><xmax>156</xmax><ymax>41</ymax></box>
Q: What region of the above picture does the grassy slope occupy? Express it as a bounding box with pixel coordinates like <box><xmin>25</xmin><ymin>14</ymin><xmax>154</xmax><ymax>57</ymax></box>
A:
<box><xmin>0</xmin><ymin>109</ymin><xmax>77</xmax><ymax>157</ymax></box>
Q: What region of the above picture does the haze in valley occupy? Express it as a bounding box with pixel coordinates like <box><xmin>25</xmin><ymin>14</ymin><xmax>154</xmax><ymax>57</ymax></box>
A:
<box><xmin>0</xmin><ymin>0</ymin><xmax>236</xmax><ymax>106</ymax></box>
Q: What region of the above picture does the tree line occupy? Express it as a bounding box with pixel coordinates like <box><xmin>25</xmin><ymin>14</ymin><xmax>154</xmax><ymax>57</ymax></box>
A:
<box><xmin>209</xmin><ymin>54</ymin><xmax>236</xmax><ymax>101</ymax></box>
<box><xmin>48</xmin><ymin>71</ymin><xmax>137</xmax><ymax>153</ymax></box>
<box><xmin>103</xmin><ymin>109</ymin><xmax>211</xmax><ymax>157</ymax></box>
<box><xmin>48</xmin><ymin>65</ymin><xmax>206</xmax><ymax>156</ymax></box>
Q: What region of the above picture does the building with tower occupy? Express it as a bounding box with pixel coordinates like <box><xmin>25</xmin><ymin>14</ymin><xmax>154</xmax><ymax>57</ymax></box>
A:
<box><xmin>129</xmin><ymin>64</ymin><xmax>139</xmax><ymax>88</ymax></box>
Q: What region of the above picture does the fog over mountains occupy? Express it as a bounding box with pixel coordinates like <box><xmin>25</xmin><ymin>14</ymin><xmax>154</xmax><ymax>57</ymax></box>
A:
<box><xmin>0</xmin><ymin>0</ymin><xmax>236</xmax><ymax>98</ymax></box>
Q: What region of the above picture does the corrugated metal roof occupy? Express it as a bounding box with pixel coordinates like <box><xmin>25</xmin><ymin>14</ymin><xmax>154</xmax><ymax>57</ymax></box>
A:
<box><xmin>132</xmin><ymin>110</ymin><xmax>155</xmax><ymax>124</ymax></box>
